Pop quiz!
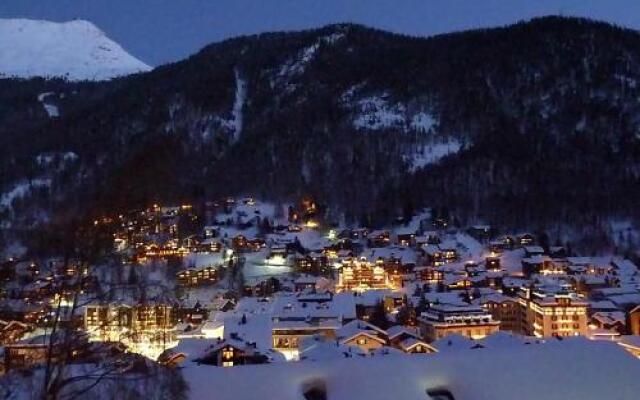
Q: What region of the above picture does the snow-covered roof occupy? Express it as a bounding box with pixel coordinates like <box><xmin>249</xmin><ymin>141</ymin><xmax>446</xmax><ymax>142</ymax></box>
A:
<box><xmin>386</xmin><ymin>325</ymin><xmax>418</xmax><ymax>340</ymax></box>
<box><xmin>336</xmin><ymin>320</ymin><xmax>387</xmax><ymax>345</ymax></box>
<box><xmin>271</xmin><ymin>292</ymin><xmax>356</xmax><ymax>321</ymax></box>
<box><xmin>182</xmin><ymin>338</ymin><xmax>640</xmax><ymax>400</ymax></box>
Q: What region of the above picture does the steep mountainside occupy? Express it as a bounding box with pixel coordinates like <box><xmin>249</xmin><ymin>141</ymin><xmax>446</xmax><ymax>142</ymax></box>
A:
<box><xmin>1</xmin><ymin>17</ymin><xmax>640</xmax><ymax>239</ymax></box>
<box><xmin>0</xmin><ymin>19</ymin><xmax>151</xmax><ymax>81</ymax></box>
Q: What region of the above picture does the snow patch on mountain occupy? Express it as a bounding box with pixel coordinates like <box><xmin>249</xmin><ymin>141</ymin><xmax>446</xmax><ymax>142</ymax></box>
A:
<box><xmin>410</xmin><ymin>112</ymin><xmax>436</xmax><ymax>133</ymax></box>
<box><xmin>276</xmin><ymin>33</ymin><xmax>345</xmax><ymax>87</ymax></box>
<box><xmin>353</xmin><ymin>95</ymin><xmax>406</xmax><ymax>130</ymax></box>
<box><xmin>0</xmin><ymin>19</ymin><xmax>151</xmax><ymax>81</ymax></box>
<box><xmin>351</xmin><ymin>93</ymin><xmax>438</xmax><ymax>133</ymax></box>
<box><xmin>37</xmin><ymin>92</ymin><xmax>59</xmax><ymax>117</ymax></box>
<box><xmin>209</xmin><ymin>70</ymin><xmax>247</xmax><ymax>142</ymax></box>
<box><xmin>231</xmin><ymin>69</ymin><xmax>246</xmax><ymax>142</ymax></box>
<box><xmin>406</xmin><ymin>138</ymin><xmax>462</xmax><ymax>171</ymax></box>
<box><xmin>1</xmin><ymin>178</ymin><xmax>51</xmax><ymax>210</ymax></box>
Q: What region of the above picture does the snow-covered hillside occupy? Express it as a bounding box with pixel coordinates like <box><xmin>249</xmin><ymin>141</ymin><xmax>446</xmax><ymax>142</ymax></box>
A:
<box><xmin>0</xmin><ymin>19</ymin><xmax>151</xmax><ymax>81</ymax></box>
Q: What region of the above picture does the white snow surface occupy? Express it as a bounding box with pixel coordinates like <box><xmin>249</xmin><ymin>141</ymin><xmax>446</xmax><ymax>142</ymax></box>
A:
<box><xmin>278</xmin><ymin>33</ymin><xmax>344</xmax><ymax>79</ymax></box>
<box><xmin>407</xmin><ymin>138</ymin><xmax>462</xmax><ymax>170</ymax></box>
<box><xmin>183</xmin><ymin>338</ymin><xmax>640</xmax><ymax>400</ymax></box>
<box><xmin>410</xmin><ymin>112</ymin><xmax>436</xmax><ymax>132</ymax></box>
<box><xmin>0</xmin><ymin>178</ymin><xmax>51</xmax><ymax>209</ymax></box>
<box><xmin>0</xmin><ymin>19</ymin><xmax>151</xmax><ymax>81</ymax></box>
<box><xmin>37</xmin><ymin>92</ymin><xmax>59</xmax><ymax>117</ymax></box>
<box><xmin>353</xmin><ymin>95</ymin><xmax>406</xmax><ymax>130</ymax></box>
<box><xmin>231</xmin><ymin>69</ymin><xmax>246</xmax><ymax>142</ymax></box>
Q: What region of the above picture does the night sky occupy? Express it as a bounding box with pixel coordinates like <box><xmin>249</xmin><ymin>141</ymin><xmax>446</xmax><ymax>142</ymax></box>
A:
<box><xmin>1</xmin><ymin>0</ymin><xmax>638</xmax><ymax>65</ymax></box>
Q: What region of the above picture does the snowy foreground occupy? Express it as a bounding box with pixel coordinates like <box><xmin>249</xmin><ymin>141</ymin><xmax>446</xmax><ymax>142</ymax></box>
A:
<box><xmin>183</xmin><ymin>339</ymin><xmax>640</xmax><ymax>400</ymax></box>
<box><xmin>0</xmin><ymin>19</ymin><xmax>151</xmax><ymax>81</ymax></box>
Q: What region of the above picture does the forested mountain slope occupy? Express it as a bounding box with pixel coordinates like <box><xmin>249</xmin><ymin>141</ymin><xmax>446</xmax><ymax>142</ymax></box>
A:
<box><xmin>1</xmin><ymin>16</ymin><xmax>639</xmax><ymax>239</ymax></box>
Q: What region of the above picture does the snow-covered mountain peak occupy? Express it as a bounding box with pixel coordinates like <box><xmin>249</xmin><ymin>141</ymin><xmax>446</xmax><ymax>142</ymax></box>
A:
<box><xmin>0</xmin><ymin>18</ymin><xmax>151</xmax><ymax>81</ymax></box>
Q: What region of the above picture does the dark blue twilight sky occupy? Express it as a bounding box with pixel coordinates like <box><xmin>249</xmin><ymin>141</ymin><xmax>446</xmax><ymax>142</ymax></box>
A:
<box><xmin>0</xmin><ymin>0</ymin><xmax>638</xmax><ymax>66</ymax></box>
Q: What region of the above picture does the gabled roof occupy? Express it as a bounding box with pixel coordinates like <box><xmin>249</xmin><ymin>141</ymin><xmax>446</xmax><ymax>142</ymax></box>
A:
<box><xmin>398</xmin><ymin>337</ymin><xmax>437</xmax><ymax>353</ymax></box>
<box><xmin>386</xmin><ymin>325</ymin><xmax>419</xmax><ymax>340</ymax></box>
<box><xmin>336</xmin><ymin>319</ymin><xmax>387</xmax><ymax>345</ymax></box>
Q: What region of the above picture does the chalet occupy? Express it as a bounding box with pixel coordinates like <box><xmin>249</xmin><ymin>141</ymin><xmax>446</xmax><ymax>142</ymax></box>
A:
<box><xmin>484</xmin><ymin>271</ymin><xmax>505</xmax><ymax>289</ymax></box>
<box><xmin>293</xmin><ymin>275</ymin><xmax>323</xmax><ymax>292</ymax></box>
<box><xmin>336</xmin><ymin>258</ymin><xmax>391</xmax><ymax>292</ymax></box>
<box><xmin>485</xmin><ymin>256</ymin><xmax>501</xmax><ymax>271</ymax></box>
<box><xmin>629</xmin><ymin>305</ymin><xmax>640</xmax><ymax>335</ymax></box>
<box><xmin>488</xmin><ymin>240</ymin><xmax>504</xmax><ymax>255</ymax></box>
<box><xmin>270</xmin><ymin>292</ymin><xmax>356</xmax><ymax>354</ymax></box>
<box><xmin>386</xmin><ymin>326</ymin><xmax>437</xmax><ymax>354</ymax></box>
<box><xmin>540</xmin><ymin>259</ymin><xmax>568</xmax><ymax>276</ymax></box>
<box><xmin>574</xmin><ymin>275</ymin><xmax>609</xmax><ymax>296</ymax></box>
<box><xmin>336</xmin><ymin>320</ymin><xmax>387</xmax><ymax>352</ymax></box>
<box><xmin>414</xmin><ymin>266</ymin><xmax>444</xmax><ymax>284</ymax></box>
<box><xmin>3</xmin><ymin>335</ymin><xmax>50</xmax><ymax>372</ymax></box>
<box><xmin>590</xmin><ymin>311</ymin><xmax>626</xmax><ymax>334</ymax></box>
<box><xmin>395</xmin><ymin>229</ymin><xmax>416</xmax><ymax>247</ymax></box>
<box><xmin>197</xmin><ymin>336</ymin><xmax>270</xmax><ymax>367</ymax></box>
<box><xmin>383</xmin><ymin>292</ymin><xmax>405</xmax><ymax>313</ymax></box>
<box><xmin>203</xmin><ymin>225</ymin><xmax>219</xmax><ymax>238</ymax></box>
<box><xmin>0</xmin><ymin>320</ymin><xmax>30</xmax><ymax>345</ymax></box>
<box><xmin>523</xmin><ymin>246</ymin><xmax>545</xmax><ymax>258</ymax></box>
<box><xmin>422</xmin><ymin>242</ymin><xmax>458</xmax><ymax>266</ymax></box>
<box><xmin>231</xmin><ymin>235</ymin><xmax>266</xmax><ymax>252</ymax></box>
<box><xmin>272</xmin><ymin>320</ymin><xmax>340</xmax><ymax>354</ymax></box>
<box><xmin>522</xmin><ymin>255</ymin><xmax>553</xmax><ymax>278</ymax></box>
<box><xmin>271</xmin><ymin>292</ymin><xmax>356</xmax><ymax>326</ymax></box>
<box><xmin>2</xmin><ymin>333</ymin><xmax>89</xmax><ymax>372</ymax></box>
<box><xmin>337</xmin><ymin>228</ymin><xmax>369</xmax><ymax>241</ymax></box>
<box><xmin>294</xmin><ymin>253</ymin><xmax>329</xmax><ymax>275</ymax></box>
<box><xmin>243</xmin><ymin>277</ymin><xmax>281</xmax><ymax>297</ymax></box>
<box><xmin>432</xmin><ymin>218</ymin><xmax>449</xmax><ymax>230</ymax></box>
<box><xmin>518</xmin><ymin>234</ymin><xmax>535</xmax><ymax>246</ymax></box>
<box><xmin>422</xmin><ymin>245</ymin><xmax>443</xmax><ymax>266</ymax></box>
<box><xmin>549</xmin><ymin>246</ymin><xmax>567</xmax><ymax>258</ymax></box>
<box><xmin>415</xmin><ymin>231</ymin><xmax>440</xmax><ymax>247</ymax></box>
<box><xmin>565</xmin><ymin>258</ymin><xmax>614</xmax><ymax>276</ymax></box>
<box><xmin>439</xmin><ymin>242</ymin><xmax>458</xmax><ymax>263</ymax></box>
<box><xmin>84</xmin><ymin>302</ymin><xmax>176</xmax><ymax>343</ymax></box>
<box><xmin>210</xmin><ymin>297</ymin><xmax>236</xmax><ymax>312</ymax></box>
<box><xmin>267</xmin><ymin>245</ymin><xmax>288</xmax><ymax>262</ymax></box>
<box><xmin>367</xmin><ymin>230</ymin><xmax>391</xmax><ymax>248</ymax></box>
<box><xmin>469</xmin><ymin>225</ymin><xmax>491</xmax><ymax>242</ymax></box>
<box><xmin>396</xmin><ymin>336</ymin><xmax>436</xmax><ymax>354</ymax></box>
<box><xmin>197</xmin><ymin>238</ymin><xmax>222</xmax><ymax>253</ymax></box>
<box><xmin>176</xmin><ymin>266</ymin><xmax>218</xmax><ymax>286</ymax></box>
<box><xmin>501</xmin><ymin>235</ymin><xmax>516</xmax><ymax>249</ymax></box>
<box><xmin>445</xmin><ymin>276</ymin><xmax>472</xmax><ymax>290</ymax></box>
<box><xmin>176</xmin><ymin>301</ymin><xmax>207</xmax><ymax>325</ymax></box>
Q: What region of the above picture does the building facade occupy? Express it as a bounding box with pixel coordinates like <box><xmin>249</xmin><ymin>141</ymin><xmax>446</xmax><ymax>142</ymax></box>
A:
<box><xmin>418</xmin><ymin>304</ymin><xmax>500</xmax><ymax>341</ymax></box>
<box><xmin>518</xmin><ymin>288</ymin><xmax>588</xmax><ymax>337</ymax></box>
